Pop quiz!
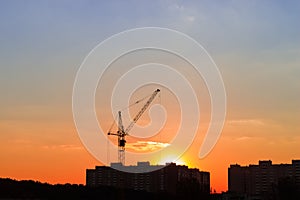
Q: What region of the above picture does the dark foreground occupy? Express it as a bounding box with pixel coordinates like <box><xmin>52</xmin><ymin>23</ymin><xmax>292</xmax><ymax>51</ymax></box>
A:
<box><xmin>0</xmin><ymin>178</ymin><xmax>209</xmax><ymax>200</ymax></box>
<box><xmin>1</xmin><ymin>178</ymin><xmax>299</xmax><ymax>200</ymax></box>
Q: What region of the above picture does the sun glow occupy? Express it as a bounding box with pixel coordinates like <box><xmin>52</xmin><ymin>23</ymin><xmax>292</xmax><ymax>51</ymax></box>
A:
<box><xmin>157</xmin><ymin>155</ymin><xmax>188</xmax><ymax>166</ymax></box>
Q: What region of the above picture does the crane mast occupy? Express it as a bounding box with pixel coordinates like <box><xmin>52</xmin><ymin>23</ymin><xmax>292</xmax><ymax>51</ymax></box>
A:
<box><xmin>117</xmin><ymin>111</ymin><xmax>125</xmax><ymax>164</ymax></box>
<box><xmin>108</xmin><ymin>89</ymin><xmax>160</xmax><ymax>165</ymax></box>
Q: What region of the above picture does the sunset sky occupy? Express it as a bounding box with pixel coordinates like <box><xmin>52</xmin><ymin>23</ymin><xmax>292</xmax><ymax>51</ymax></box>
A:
<box><xmin>1</xmin><ymin>1</ymin><xmax>300</xmax><ymax>192</ymax></box>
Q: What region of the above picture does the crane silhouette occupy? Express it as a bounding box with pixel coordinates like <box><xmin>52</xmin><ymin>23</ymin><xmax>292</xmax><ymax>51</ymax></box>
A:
<box><xmin>108</xmin><ymin>89</ymin><xmax>160</xmax><ymax>165</ymax></box>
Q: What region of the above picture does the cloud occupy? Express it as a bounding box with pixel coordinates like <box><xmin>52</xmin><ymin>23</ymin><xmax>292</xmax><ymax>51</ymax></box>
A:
<box><xmin>41</xmin><ymin>144</ymin><xmax>83</xmax><ymax>151</ymax></box>
<box><xmin>235</xmin><ymin>136</ymin><xmax>251</xmax><ymax>141</ymax></box>
<box><xmin>167</xmin><ymin>2</ymin><xmax>196</xmax><ymax>23</ymax></box>
<box><xmin>126</xmin><ymin>141</ymin><xmax>170</xmax><ymax>152</ymax></box>
<box><xmin>185</xmin><ymin>16</ymin><xmax>195</xmax><ymax>22</ymax></box>
<box><xmin>168</xmin><ymin>2</ymin><xmax>185</xmax><ymax>12</ymax></box>
<box><xmin>227</xmin><ymin>119</ymin><xmax>265</xmax><ymax>126</ymax></box>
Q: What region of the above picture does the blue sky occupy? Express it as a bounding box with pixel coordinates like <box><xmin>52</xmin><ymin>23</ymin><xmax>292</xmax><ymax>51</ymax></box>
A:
<box><xmin>1</xmin><ymin>0</ymin><xmax>299</xmax><ymax>120</ymax></box>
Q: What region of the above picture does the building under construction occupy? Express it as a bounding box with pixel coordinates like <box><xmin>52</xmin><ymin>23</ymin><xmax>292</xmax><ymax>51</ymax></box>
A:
<box><xmin>86</xmin><ymin>162</ymin><xmax>210</xmax><ymax>196</ymax></box>
<box><xmin>228</xmin><ymin>159</ymin><xmax>300</xmax><ymax>199</ymax></box>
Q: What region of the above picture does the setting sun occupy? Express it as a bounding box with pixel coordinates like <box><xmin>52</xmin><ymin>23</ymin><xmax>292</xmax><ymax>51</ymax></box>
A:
<box><xmin>156</xmin><ymin>155</ymin><xmax>189</xmax><ymax>167</ymax></box>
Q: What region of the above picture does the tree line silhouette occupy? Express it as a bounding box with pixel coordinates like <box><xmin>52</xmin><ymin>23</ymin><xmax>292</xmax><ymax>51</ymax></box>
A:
<box><xmin>1</xmin><ymin>177</ymin><xmax>298</xmax><ymax>199</ymax></box>
<box><xmin>0</xmin><ymin>177</ymin><xmax>209</xmax><ymax>200</ymax></box>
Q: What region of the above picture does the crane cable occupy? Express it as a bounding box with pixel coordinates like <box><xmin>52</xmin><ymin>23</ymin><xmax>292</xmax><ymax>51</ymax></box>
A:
<box><xmin>120</xmin><ymin>93</ymin><xmax>152</xmax><ymax>111</ymax></box>
<box><xmin>108</xmin><ymin>92</ymin><xmax>153</xmax><ymax>133</ymax></box>
<box><xmin>107</xmin><ymin>114</ymin><xmax>118</xmax><ymax>134</ymax></box>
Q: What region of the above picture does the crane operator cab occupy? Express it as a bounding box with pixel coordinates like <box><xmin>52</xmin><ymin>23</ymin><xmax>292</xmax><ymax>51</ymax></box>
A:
<box><xmin>119</xmin><ymin>139</ymin><xmax>126</xmax><ymax>147</ymax></box>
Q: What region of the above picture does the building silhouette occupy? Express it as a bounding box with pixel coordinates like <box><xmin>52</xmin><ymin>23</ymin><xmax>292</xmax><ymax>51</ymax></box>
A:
<box><xmin>86</xmin><ymin>162</ymin><xmax>210</xmax><ymax>196</ymax></box>
<box><xmin>228</xmin><ymin>160</ymin><xmax>300</xmax><ymax>199</ymax></box>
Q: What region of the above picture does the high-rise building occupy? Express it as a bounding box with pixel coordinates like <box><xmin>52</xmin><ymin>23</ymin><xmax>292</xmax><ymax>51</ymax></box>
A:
<box><xmin>86</xmin><ymin>162</ymin><xmax>210</xmax><ymax>196</ymax></box>
<box><xmin>228</xmin><ymin>160</ymin><xmax>300</xmax><ymax>199</ymax></box>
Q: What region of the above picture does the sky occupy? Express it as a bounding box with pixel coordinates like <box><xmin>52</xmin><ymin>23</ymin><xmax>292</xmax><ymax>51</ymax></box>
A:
<box><xmin>0</xmin><ymin>0</ymin><xmax>300</xmax><ymax>192</ymax></box>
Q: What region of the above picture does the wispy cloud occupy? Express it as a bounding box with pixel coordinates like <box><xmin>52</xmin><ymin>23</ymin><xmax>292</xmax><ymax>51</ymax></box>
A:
<box><xmin>168</xmin><ymin>3</ymin><xmax>185</xmax><ymax>12</ymax></box>
<box><xmin>167</xmin><ymin>2</ymin><xmax>197</xmax><ymax>23</ymax></box>
<box><xmin>41</xmin><ymin>144</ymin><xmax>83</xmax><ymax>151</ymax></box>
<box><xmin>126</xmin><ymin>141</ymin><xmax>170</xmax><ymax>152</ymax></box>
<box><xmin>185</xmin><ymin>16</ymin><xmax>195</xmax><ymax>22</ymax></box>
<box><xmin>235</xmin><ymin>136</ymin><xmax>251</xmax><ymax>141</ymax></box>
<box><xmin>227</xmin><ymin>119</ymin><xmax>265</xmax><ymax>126</ymax></box>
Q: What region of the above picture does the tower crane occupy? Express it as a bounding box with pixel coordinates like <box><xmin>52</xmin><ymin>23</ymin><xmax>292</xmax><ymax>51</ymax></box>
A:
<box><xmin>107</xmin><ymin>89</ymin><xmax>160</xmax><ymax>165</ymax></box>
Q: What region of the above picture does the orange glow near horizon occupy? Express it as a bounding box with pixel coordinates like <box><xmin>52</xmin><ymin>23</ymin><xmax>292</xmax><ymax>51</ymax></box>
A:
<box><xmin>155</xmin><ymin>154</ymin><xmax>188</xmax><ymax>166</ymax></box>
<box><xmin>1</xmin><ymin>114</ymin><xmax>300</xmax><ymax>192</ymax></box>
<box><xmin>1</xmin><ymin>77</ymin><xmax>300</xmax><ymax>194</ymax></box>
<box><xmin>1</xmin><ymin>86</ymin><xmax>299</xmax><ymax>193</ymax></box>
